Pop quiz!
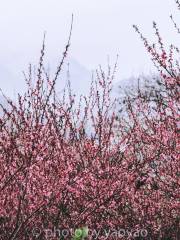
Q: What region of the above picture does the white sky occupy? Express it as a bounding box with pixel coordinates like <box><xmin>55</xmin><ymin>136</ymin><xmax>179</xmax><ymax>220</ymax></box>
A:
<box><xmin>0</xmin><ymin>0</ymin><xmax>179</xmax><ymax>96</ymax></box>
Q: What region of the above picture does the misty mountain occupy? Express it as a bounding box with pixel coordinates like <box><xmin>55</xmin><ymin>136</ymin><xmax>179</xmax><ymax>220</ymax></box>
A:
<box><xmin>0</xmin><ymin>58</ymin><xmax>92</xmax><ymax>100</ymax></box>
<box><xmin>112</xmin><ymin>74</ymin><xmax>158</xmax><ymax>99</ymax></box>
<box><xmin>53</xmin><ymin>58</ymin><xmax>92</xmax><ymax>96</ymax></box>
<box><xmin>0</xmin><ymin>56</ymin><xmax>157</xmax><ymax>111</ymax></box>
<box><xmin>0</xmin><ymin>95</ymin><xmax>8</xmax><ymax>117</ymax></box>
<box><xmin>0</xmin><ymin>65</ymin><xmax>16</xmax><ymax>96</ymax></box>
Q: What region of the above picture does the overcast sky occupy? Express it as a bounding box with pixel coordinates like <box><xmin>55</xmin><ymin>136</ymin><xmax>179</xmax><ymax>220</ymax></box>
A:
<box><xmin>0</xmin><ymin>0</ymin><xmax>179</xmax><ymax>97</ymax></box>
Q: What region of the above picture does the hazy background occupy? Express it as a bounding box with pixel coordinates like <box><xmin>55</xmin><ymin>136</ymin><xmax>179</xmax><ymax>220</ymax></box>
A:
<box><xmin>0</xmin><ymin>0</ymin><xmax>179</xmax><ymax>98</ymax></box>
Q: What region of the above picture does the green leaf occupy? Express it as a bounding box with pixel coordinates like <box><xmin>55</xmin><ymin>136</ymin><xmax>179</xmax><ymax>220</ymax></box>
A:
<box><xmin>72</xmin><ymin>227</ymin><xmax>88</xmax><ymax>240</ymax></box>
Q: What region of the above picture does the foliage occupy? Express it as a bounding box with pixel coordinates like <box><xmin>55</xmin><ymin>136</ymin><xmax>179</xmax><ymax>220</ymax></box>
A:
<box><xmin>72</xmin><ymin>227</ymin><xmax>88</xmax><ymax>240</ymax></box>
